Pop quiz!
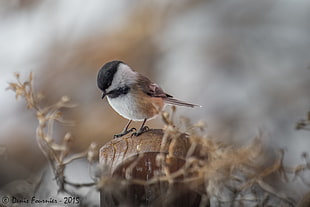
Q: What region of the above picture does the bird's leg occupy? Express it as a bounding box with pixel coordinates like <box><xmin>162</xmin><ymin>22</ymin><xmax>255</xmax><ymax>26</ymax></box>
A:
<box><xmin>114</xmin><ymin>120</ymin><xmax>136</xmax><ymax>138</ymax></box>
<box><xmin>132</xmin><ymin>118</ymin><xmax>149</xmax><ymax>137</ymax></box>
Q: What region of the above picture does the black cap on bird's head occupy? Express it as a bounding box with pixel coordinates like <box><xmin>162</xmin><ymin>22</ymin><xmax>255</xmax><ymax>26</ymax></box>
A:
<box><xmin>97</xmin><ymin>60</ymin><xmax>123</xmax><ymax>99</ymax></box>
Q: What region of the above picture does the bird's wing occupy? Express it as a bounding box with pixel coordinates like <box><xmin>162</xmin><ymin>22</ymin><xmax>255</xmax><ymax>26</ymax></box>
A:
<box><xmin>138</xmin><ymin>75</ymin><xmax>172</xmax><ymax>98</ymax></box>
<box><xmin>138</xmin><ymin>74</ymin><xmax>200</xmax><ymax>108</ymax></box>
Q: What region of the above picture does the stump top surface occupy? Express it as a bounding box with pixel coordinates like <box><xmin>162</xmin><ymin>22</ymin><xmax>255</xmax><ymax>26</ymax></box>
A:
<box><xmin>99</xmin><ymin>129</ymin><xmax>191</xmax><ymax>173</ymax></box>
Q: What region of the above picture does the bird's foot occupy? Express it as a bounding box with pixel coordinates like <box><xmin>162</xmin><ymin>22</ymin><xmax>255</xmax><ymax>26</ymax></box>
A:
<box><xmin>132</xmin><ymin>126</ymin><xmax>149</xmax><ymax>137</ymax></box>
<box><xmin>114</xmin><ymin>127</ymin><xmax>136</xmax><ymax>138</ymax></box>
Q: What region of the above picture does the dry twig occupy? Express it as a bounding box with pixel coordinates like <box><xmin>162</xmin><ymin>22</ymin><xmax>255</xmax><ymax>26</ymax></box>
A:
<box><xmin>7</xmin><ymin>72</ymin><xmax>97</xmax><ymax>193</ymax></box>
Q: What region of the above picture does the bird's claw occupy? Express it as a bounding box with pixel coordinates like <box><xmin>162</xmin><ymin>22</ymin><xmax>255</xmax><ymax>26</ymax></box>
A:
<box><xmin>131</xmin><ymin>126</ymin><xmax>149</xmax><ymax>137</ymax></box>
<box><xmin>114</xmin><ymin>127</ymin><xmax>136</xmax><ymax>138</ymax></box>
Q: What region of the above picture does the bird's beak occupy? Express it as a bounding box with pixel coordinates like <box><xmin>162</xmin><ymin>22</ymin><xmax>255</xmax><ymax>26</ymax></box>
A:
<box><xmin>101</xmin><ymin>91</ymin><xmax>106</xmax><ymax>99</ymax></box>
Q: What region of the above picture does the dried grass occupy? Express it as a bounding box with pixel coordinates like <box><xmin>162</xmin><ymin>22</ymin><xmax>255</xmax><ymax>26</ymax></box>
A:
<box><xmin>7</xmin><ymin>72</ymin><xmax>98</xmax><ymax>194</ymax></box>
<box><xmin>6</xmin><ymin>72</ymin><xmax>310</xmax><ymax>206</ymax></box>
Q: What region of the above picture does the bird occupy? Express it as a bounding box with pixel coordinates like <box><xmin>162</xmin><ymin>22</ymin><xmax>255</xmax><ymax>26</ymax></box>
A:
<box><xmin>97</xmin><ymin>60</ymin><xmax>200</xmax><ymax>138</ymax></box>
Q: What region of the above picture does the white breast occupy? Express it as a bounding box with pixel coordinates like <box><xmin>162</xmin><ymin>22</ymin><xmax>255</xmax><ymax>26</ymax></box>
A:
<box><xmin>107</xmin><ymin>94</ymin><xmax>147</xmax><ymax>121</ymax></box>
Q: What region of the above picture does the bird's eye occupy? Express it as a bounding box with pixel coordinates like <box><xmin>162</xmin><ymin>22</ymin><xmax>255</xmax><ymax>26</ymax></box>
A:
<box><xmin>107</xmin><ymin>80</ymin><xmax>112</xmax><ymax>88</ymax></box>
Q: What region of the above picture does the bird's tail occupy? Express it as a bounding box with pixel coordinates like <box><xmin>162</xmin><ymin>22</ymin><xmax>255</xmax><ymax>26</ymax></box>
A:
<box><xmin>164</xmin><ymin>97</ymin><xmax>201</xmax><ymax>108</ymax></box>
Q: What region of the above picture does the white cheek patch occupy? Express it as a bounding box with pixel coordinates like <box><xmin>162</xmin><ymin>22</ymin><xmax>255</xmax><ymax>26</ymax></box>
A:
<box><xmin>108</xmin><ymin>63</ymin><xmax>137</xmax><ymax>91</ymax></box>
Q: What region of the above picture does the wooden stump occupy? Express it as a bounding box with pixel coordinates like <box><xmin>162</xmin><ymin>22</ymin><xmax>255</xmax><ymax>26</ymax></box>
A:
<box><xmin>99</xmin><ymin>129</ymin><xmax>204</xmax><ymax>207</ymax></box>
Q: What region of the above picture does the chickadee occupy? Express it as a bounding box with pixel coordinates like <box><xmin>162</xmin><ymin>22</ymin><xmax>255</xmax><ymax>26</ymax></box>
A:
<box><xmin>97</xmin><ymin>60</ymin><xmax>200</xmax><ymax>137</ymax></box>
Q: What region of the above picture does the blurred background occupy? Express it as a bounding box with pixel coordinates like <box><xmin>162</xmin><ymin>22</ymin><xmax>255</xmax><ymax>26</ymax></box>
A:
<box><xmin>0</xmin><ymin>0</ymin><xmax>310</xmax><ymax>205</ymax></box>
